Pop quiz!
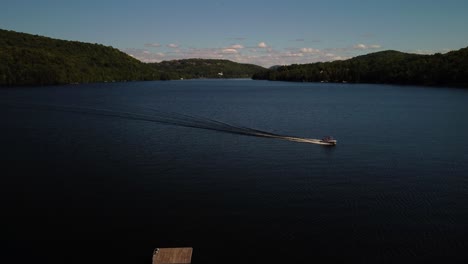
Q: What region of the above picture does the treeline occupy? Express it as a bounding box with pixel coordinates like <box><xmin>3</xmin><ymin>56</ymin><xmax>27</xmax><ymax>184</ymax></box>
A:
<box><xmin>0</xmin><ymin>29</ymin><xmax>265</xmax><ymax>86</ymax></box>
<box><xmin>253</xmin><ymin>48</ymin><xmax>468</xmax><ymax>87</ymax></box>
<box><xmin>4</xmin><ymin>28</ymin><xmax>467</xmax><ymax>88</ymax></box>
<box><xmin>149</xmin><ymin>59</ymin><xmax>265</xmax><ymax>80</ymax></box>
<box><xmin>0</xmin><ymin>29</ymin><xmax>158</xmax><ymax>85</ymax></box>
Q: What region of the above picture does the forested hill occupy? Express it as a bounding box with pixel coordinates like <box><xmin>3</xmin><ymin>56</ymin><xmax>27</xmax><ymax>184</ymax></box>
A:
<box><xmin>253</xmin><ymin>48</ymin><xmax>468</xmax><ymax>87</ymax></box>
<box><xmin>148</xmin><ymin>59</ymin><xmax>265</xmax><ymax>80</ymax></box>
<box><xmin>0</xmin><ymin>29</ymin><xmax>266</xmax><ymax>86</ymax></box>
<box><xmin>6</xmin><ymin>28</ymin><xmax>466</xmax><ymax>88</ymax></box>
<box><xmin>0</xmin><ymin>29</ymin><xmax>158</xmax><ymax>86</ymax></box>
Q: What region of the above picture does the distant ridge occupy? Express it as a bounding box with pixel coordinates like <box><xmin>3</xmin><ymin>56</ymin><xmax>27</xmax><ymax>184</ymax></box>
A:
<box><xmin>253</xmin><ymin>47</ymin><xmax>468</xmax><ymax>87</ymax></box>
<box><xmin>148</xmin><ymin>59</ymin><xmax>265</xmax><ymax>80</ymax></box>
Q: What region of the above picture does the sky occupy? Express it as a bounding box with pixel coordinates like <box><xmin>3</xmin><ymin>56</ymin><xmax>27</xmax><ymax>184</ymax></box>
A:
<box><xmin>1</xmin><ymin>0</ymin><xmax>468</xmax><ymax>67</ymax></box>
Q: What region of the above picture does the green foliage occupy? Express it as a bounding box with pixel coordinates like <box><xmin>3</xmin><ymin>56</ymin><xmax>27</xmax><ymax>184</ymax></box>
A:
<box><xmin>253</xmin><ymin>48</ymin><xmax>468</xmax><ymax>87</ymax></box>
<box><xmin>0</xmin><ymin>29</ymin><xmax>266</xmax><ymax>86</ymax></box>
<box><xmin>0</xmin><ymin>29</ymin><xmax>158</xmax><ymax>86</ymax></box>
<box><xmin>148</xmin><ymin>59</ymin><xmax>265</xmax><ymax>79</ymax></box>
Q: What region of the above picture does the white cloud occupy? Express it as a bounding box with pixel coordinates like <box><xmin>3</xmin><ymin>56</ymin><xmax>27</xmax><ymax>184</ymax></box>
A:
<box><xmin>167</xmin><ymin>43</ymin><xmax>179</xmax><ymax>48</ymax></box>
<box><xmin>409</xmin><ymin>48</ymin><xmax>451</xmax><ymax>55</ymax></box>
<box><xmin>125</xmin><ymin>42</ymin><xmax>364</xmax><ymax>68</ymax></box>
<box><xmin>300</xmin><ymin>47</ymin><xmax>320</xmax><ymax>53</ymax></box>
<box><xmin>331</xmin><ymin>56</ymin><xmax>349</xmax><ymax>61</ymax></box>
<box><xmin>411</xmin><ymin>49</ymin><xmax>434</xmax><ymax>55</ymax></box>
<box><xmin>354</xmin><ymin>44</ymin><xmax>367</xmax><ymax>50</ymax></box>
<box><xmin>283</xmin><ymin>52</ymin><xmax>304</xmax><ymax>57</ymax></box>
<box><xmin>221</xmin><ymin>48</ymin><xmax>238</xmax><ymax>54</ymax></box>
<box><xmin>258</xmin><ymin>42</ymin><xmax>268</xmax><ymax>48</ymax></box>
<box><xmin>353</xmin><ymin>43</ymin><xmax>382</xmax><ymax>50</ymax></box>
<box><xmin>229</xmin><ymin>44</ymin><xmax>244</xmax><ymax>49</ymax></box>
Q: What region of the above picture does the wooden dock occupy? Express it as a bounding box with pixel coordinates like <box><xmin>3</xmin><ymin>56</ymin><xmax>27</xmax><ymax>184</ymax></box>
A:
<box><xmin>153</xmin><ymin>247</ymin><xmax>193</xmax><ymax>264</ymax></box>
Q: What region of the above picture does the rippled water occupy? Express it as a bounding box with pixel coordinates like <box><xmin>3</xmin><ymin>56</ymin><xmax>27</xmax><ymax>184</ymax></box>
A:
<box><xmin>1</xmin><ymin>80</ymin><xmax>468</xmax><ymax>263</ymax></box>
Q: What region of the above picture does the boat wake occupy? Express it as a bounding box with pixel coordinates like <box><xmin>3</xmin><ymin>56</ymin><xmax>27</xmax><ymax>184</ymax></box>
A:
<box><xmin>4</xmin><ymin>102</ymin><xmax>335</xmax><ymax>146</ymax></box>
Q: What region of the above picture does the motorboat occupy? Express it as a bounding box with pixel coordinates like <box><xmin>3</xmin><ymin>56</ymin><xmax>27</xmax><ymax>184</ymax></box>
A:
<box><xmin>319</xmin><ymin>136</ymin><xmax>337</xmax><ymax>146</ymax></box>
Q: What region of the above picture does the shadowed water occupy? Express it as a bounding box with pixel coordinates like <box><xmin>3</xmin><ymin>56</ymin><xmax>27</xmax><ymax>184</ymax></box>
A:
<box><xmin>1</xmin><ymin>80</ymin><xmax>468</xmax><ymax>263</ymax></box>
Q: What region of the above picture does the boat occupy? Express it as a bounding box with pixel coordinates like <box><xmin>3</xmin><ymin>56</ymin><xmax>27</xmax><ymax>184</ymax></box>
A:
<box><xmin>250</xmin><ymin>132</ymin><xmax>337</xmax><ymax>146</ymax></box>
<box><xmin>319</xmin><ymin>136</ymin><xmax>337</xmax><ymax>146</ymax></box>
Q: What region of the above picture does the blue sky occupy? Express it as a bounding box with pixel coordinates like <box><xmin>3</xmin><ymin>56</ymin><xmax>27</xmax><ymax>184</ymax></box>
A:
<box><xmin>2</xmin><ymin>0</ymin><xmax>468</xmax><ymax>67</ymax></box>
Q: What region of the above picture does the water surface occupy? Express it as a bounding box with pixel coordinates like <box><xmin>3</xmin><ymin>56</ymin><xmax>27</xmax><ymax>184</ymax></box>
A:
<box><xmin>1</xmin><ymin>80</ymin><xmax>468</xmax><ymax>263</ymax></box>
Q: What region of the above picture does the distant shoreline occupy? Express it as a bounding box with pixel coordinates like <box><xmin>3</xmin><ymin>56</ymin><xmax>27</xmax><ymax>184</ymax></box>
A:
<box><xmin>2</xmin><ymin>28</ymin><xmax>467</xmax><ymax>88</ymax></box>
<box><xmin>253</xmin><ymin>48</ymin><xmax>468</xmax><ymax>88</ymax></box>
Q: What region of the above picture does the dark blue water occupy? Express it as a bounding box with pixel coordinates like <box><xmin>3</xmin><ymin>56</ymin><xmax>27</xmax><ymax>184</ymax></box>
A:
<box><xmin>1</xmin><ymin>80</ymin><xmax>468</xmax><ymax>263</ymax></box>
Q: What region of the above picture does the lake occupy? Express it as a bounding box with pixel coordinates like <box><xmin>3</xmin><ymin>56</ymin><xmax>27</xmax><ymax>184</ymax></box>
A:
<box><xmin>1</xmin><ymin>80</ymin><xmax>468</xmax><ymax>263</ymax></box>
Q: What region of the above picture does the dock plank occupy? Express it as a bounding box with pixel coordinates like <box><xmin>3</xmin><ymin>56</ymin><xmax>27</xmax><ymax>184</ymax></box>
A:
<box><xmin>153</xmin><ymin>247</ymin><xmax>193</xmax><ymax>264</ymax></box>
